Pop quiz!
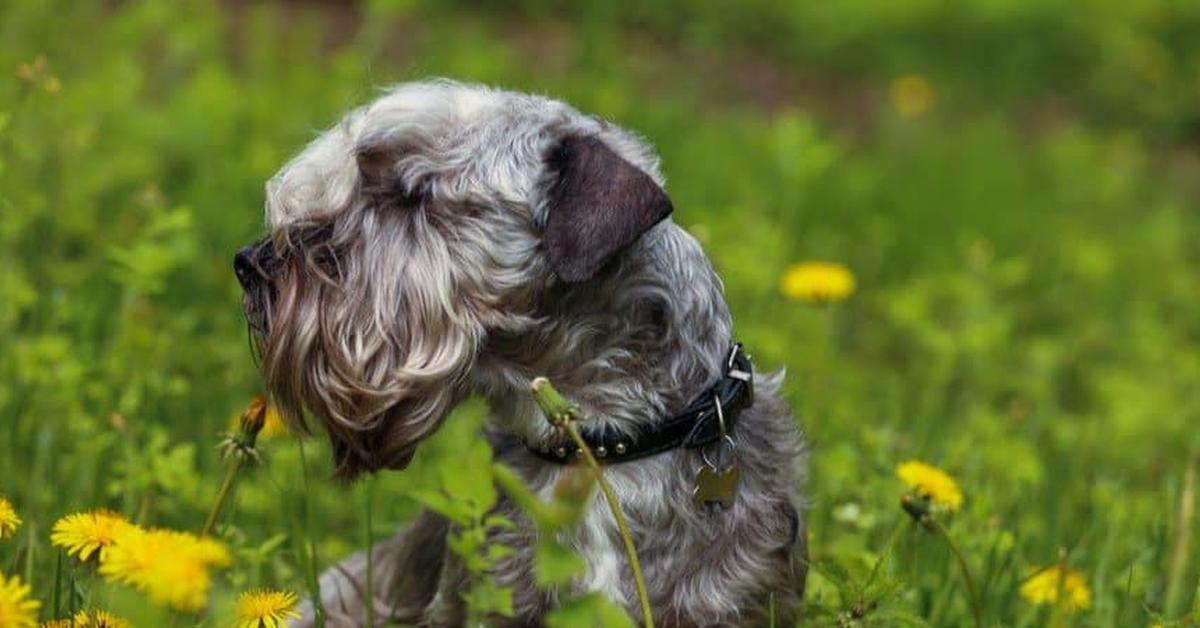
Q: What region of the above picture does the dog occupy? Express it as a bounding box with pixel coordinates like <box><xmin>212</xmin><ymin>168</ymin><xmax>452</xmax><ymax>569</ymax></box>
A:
<box><xmin>235</xmin><ymin>80</ymin><xmax>807</xmax><ymax>627</ymax></box>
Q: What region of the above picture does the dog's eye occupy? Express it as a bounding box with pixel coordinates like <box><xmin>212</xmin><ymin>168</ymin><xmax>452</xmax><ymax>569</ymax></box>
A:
<box><xmin>546</xmin><ymin>140</ymin><xmax>571</xmax><ymax>168</ymax></box>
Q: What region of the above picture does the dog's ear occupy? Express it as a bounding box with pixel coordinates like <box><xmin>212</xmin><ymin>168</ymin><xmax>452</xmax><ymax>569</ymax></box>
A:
<box><xmin>543</xmin><ymin>136</ymin><xmax>674</xmax><ymax>282</ymax></box>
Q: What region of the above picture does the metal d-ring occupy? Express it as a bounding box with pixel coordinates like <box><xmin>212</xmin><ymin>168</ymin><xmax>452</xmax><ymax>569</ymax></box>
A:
<box><xmin>713</xmin><ymin>393</ymin><xmax>727</xmax><ymax>440</ymax></box>
<box><xmin>702</xmin><ymin>434</ymin><xmax>737</xmax><ymax>470</ymax></box>
<box><xmin>702</xmin><ymin>393</ymin><xmax>735</xmax><ymax>469</ymax></box>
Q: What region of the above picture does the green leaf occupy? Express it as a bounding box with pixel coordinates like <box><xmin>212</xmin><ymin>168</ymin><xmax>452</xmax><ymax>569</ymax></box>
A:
<box><xmin>408</xmin><ymin>488</ymin><xmax>470</xmax><ymax>525</ymax></box>
<box><xmin>487</xmin><ymin>543</ymin><xmax>515</xmax><ymax>561</ymax></box>
<box><xmin>440</xmin><ymin>439</ymin><xmax>496</xmax><ymax>515</ymax></box>
<box><xmin>534</xmin><ymin>538</ymin><xmax>585</xmax><ymax>587</ymax></box>
<box><xmin>256</xmin><ymin>533</ymin><xmax>289</xmax><ymax>554</ymax></box>
<box><xmin>546</xmin><ymin>593</ymin><xmax>635</xmax><ymax>628</ymax></box>
<box><xmin>494</xmin><ymin>462</ymin><xmax>594</xmax><ymax>531</ymax></box>
<box><xmin>484</xmin><ymin>513</ymin><xmax>516</xmax><ymax>530</ymax></box>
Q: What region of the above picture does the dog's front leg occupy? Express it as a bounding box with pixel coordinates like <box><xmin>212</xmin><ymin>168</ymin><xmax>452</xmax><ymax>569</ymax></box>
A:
<box><xmin>295</xmin><ymin>510</ymin><xmax>449</xmax><ymax>627</ymax></box>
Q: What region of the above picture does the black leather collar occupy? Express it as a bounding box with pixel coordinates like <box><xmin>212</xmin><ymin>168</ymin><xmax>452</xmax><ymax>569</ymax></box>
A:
<box><xmin>528</xmin><ymin>344</ymin><xmax>754</xmax><ymax>464</ymax></box>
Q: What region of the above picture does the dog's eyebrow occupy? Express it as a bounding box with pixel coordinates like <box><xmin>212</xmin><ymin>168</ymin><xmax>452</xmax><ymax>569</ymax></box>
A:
<box><xmin>273</xmin><ymin>220</ymin><xmax>336</xmax><ymax>251</ymax></box>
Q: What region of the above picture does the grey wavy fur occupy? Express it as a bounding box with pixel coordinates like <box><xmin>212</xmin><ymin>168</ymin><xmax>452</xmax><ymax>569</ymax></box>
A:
<box><xmin>239</xmin><ymin>80</ymin><xmax>808</xmax><ymax>627</ymax></box>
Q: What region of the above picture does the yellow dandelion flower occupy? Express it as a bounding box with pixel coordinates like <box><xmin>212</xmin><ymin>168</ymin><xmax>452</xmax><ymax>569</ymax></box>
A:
<box><xmin>75</xmin><ymin>609</ymin><xmax>130</xmax><ymax>627</ymax></box>
<box><xmin>896</xmin><ymin>460</ymin><xmax>963</xmax><ymax>511</ymax></box>
<box><xmin>0</xmin><ymin>497</ymin><xmax>21</xmax><ymax>540</ymax></box>
<box><xmin>235</xmin><ymin>589</ymin><xmax>301</xmax><ymax>628</ymax></box>
<box><xmin>261</xmin><ymin>404</ymin><xmax>288</xmax><ymax>439</ymax></box>
<box><xmin>50</xmin><ymin>510</ymin><xmax>136</xmax><ymax>562</ymax></box>
<box><xmin>42</xmin><ymin>609</ymin><xmax>130</xmax><ymax>628</ymax></box>
<box><xmin>99</xmin><ymin>527</ymin><xmax>230</xmax><ymax>612</ymax></box>
<box><xmin>889</xmin><ymin>74</ymin><xmax>935</xmax><ymax>118</ymax></box>
<box><xmin>0</xmin><ymin>571</ymin><xmax>40</xmax><ymax>628</ymax></box>
<box><xmin>780</xmin><ymin>261</ymin><xmax>856</xmax><ymax>304</ymax></box>
<box><xmin>1020</xmin><ymin>564</ymin><xmax>1092</xmax><ymax>611</ymax></box>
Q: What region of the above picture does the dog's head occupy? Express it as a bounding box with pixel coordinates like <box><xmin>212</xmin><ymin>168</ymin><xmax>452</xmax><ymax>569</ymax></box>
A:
<box><xmin>235</xmin><ymin>81</ymin><xmax>674</xmax><ymax>476</ymax></box>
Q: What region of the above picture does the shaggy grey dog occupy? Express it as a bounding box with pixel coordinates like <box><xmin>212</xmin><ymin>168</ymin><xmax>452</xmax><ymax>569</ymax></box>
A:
<box><xmin>235</xmin><ymin>80</ymin><xmax>807</xmax><ymax>627</ymax></box>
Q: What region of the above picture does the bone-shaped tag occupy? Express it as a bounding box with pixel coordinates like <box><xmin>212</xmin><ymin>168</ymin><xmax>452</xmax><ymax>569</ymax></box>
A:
<box><xmin>692</xmin><ymin>464</ymin><xmax>740</xmax><ymax>509</ymax></box>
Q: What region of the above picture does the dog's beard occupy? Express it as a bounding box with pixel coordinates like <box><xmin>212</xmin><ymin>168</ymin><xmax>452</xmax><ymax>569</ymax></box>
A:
<box><xmin>246</xmin><ymin>204</ymin><xmax>482</xmax><ymax>477</ymax></box>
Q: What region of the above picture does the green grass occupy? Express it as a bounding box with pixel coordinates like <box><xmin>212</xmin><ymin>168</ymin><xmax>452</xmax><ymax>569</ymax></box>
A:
<box><xmin>2</xmin><ymin>0</ymin><xmax>1199</xmax><ymax>625</ymax></box>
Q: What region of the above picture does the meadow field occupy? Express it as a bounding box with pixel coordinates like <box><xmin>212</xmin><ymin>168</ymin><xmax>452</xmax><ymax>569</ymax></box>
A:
<box><xmin>3</xmin><ymin>0</ymin><xmax>1200</xmax><ymax>625</ymax></box>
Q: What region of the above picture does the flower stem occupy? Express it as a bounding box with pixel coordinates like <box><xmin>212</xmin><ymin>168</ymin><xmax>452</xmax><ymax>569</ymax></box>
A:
<box><xmin>364</xmin><ymin>477</ymin><xmax>376</xmax><ymax>628</ymax></box>
<box><xmin>201</xmin><ymin>457</ymin><xmax>243</xmax><ymax>537</ymax></box>
<box><xmin>51</xmin><ymin>550</ymin><xmax>62</xmax><ymax>618</ymax></box>
<box><xmin>68</xmin><ymin>560</ymin><xmax>78</xmax><ymax>618</ymax></box>
<box><xmin>1166</xmin><ymin>458</ymin><xmax>1196</xmax><ymax>617</ymax></box>
<box><xmin>205</xmin><ymin>397</ymin><xmax>267</xmax><ymax>537</ymax></box>
<box><xmin>532</xmin><ymin>377</ymin><xmax>655</xmax><ymax>628</ymax></box>
<box><xmin>561</xmin><ymin>420</ymin><xmax>655</xmax><ymax>627</ymax></box>
<box><xmin>864</xmin><ymin>520</ymin><xmax>906</xmax><ymax>595</ymax></box>
<box><xmin>297</xmin><ymin>438</ymin><xmax>327</xmax><ymax>628</ymax></box>
<box><xmin>926</xmin><ymin>518</ymin><xmax>983</xmax><ymax>628</ymax></box>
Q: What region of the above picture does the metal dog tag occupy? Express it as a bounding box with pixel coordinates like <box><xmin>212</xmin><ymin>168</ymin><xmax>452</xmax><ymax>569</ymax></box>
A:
<box><xmin>693</xmin><ymin>464</ymin><xmax>740</xmax><ymax>509</ymax></box>
<box><xmin>693</xmin><ymin>398</ymin><xmax>740</xmax><ymax>509</ymax></box>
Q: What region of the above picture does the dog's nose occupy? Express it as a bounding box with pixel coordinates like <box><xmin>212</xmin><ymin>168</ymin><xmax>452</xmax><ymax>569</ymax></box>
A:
<box><xmin>234</xmin><ymin>245</ymin><xmax>259</xmax><ymax>291</ymax></box>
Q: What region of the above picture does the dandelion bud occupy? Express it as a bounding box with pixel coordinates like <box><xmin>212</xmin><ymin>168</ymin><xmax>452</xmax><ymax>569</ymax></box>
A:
<box><xmin>238</xmin><ymin>395</ymin><xmax>268</xmax><ymax>440</ymax></box>
<box><xmin>901</xmin><ymin>493</ymin><xmax>931</xmax><ymax>523</ymax></box>
<box><xmin>531</xmin><ymin>377</ymin><xmax>582</xmax><ymax>427</ymax></box>
<box><xmin>219</xmin><ymin>395</ymin><xmax>270</xmax><ymax>463</ymax></box>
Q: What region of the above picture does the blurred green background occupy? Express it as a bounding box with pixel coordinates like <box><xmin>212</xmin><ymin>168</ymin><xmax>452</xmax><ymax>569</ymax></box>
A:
<box><xmin>3</xmin><ymin>0</ymin><xmax>1200</xmax><ymax>625</ymax></box>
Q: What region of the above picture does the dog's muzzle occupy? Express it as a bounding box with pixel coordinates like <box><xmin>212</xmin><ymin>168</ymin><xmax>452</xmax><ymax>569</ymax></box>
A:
<box><xmin>233</xmin><ymin>239</ymin><xmax>274</xmax><ymax>292</ymax></box>
<box><xmin>235</xmin><ymin>238</ymin><xmax>279</xmax><ymax>335</ymax></box>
